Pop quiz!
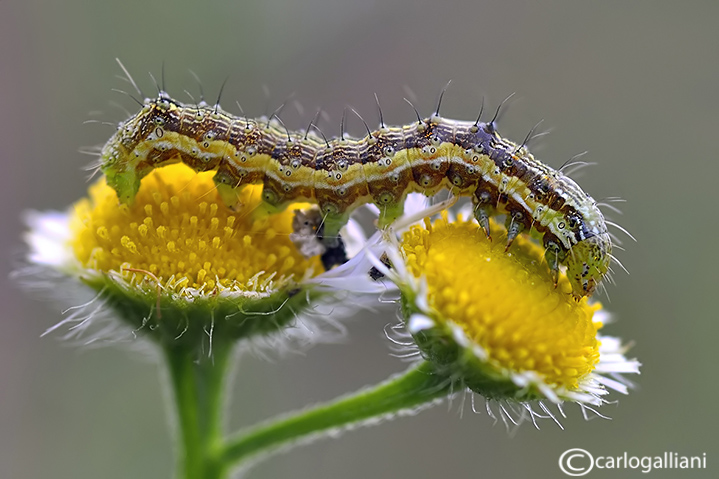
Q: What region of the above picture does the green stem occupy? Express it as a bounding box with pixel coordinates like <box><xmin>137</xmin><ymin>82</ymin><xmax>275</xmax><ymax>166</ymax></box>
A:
<box><xmin>221</xmin><ymin>361</ymin><xmax>451</xmax><ymax>469</ymax></box>
<box><xmin>164</xmin><ymin>339</ymin><xmax>233</xmax><ymax>479</ymax></box>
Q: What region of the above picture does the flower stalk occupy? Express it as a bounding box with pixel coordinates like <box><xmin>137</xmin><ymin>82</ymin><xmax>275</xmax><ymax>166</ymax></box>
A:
<box><xmin>164</xmin><ymin>338</ymin><xmax>233</xmax><ymax>479</ymax></box>
<box><xmin>221</xmin><ymin>361</ymin><xmax>451</xmax><ymax>469</ymax></box>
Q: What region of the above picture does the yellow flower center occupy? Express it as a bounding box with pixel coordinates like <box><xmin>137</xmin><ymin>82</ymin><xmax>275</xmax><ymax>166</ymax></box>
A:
<box><xmin>70</xmin><ymin>163</ymin><xmax>323</xmax><ymax>296</ymax></box>
<box><xmin>400</xmin><ymin>214</ymin><xmax>601</xmax><ymax>390</ymax></box>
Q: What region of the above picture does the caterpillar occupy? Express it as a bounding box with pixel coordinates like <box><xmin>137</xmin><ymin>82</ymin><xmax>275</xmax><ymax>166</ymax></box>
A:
<box><xmin>99</xmin><ymin>91</ymin><xmax>611</xmax><ymax>299</ymax></box>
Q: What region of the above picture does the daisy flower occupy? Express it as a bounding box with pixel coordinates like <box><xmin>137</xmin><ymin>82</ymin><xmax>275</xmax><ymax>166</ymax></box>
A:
<box><xmin>370</xmin><ymin>204</ymin><xmax>640</xmax><ymax>428</ymax></box>
<box><xmin>21</xmin><ymin>162</ymin><xmax>382</xmax><ymax>350</ymax></box>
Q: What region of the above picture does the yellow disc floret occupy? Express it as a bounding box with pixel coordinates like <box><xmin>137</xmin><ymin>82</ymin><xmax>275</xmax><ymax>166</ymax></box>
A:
<box><xmin>70</xmin><ymin>163</ymin><xmax>323</xmax><ymax>296</ymax></box>
<box><xmin>400</xmin><ymin>213</ymin><xmax>601</xmax><ymax>391</ymax></box>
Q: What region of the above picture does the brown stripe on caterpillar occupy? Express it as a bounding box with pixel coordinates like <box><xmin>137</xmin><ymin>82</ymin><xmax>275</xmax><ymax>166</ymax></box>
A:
<box><xmin>99</xmin><ymin>92</ymin><xmax>612</xmax><ymax>299</ymax></box>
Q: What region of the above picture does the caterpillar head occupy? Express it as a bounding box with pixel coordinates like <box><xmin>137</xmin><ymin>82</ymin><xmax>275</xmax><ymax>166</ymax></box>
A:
<box><xmin>100</xmin><ymin>98</ymin><xmax>174</xmax><ymax>203</ymax></box>
<box><xmin>565</xmin><ymin>233</ymin><xmax>612</xmax><ymax>299</ymax></box>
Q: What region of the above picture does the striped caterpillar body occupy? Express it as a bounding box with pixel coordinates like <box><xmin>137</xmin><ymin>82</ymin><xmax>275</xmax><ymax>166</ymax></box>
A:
<box><xmin>99</xmin><ymin>92</ymin><xmax>611</xmax><ymax>299</ymax></box>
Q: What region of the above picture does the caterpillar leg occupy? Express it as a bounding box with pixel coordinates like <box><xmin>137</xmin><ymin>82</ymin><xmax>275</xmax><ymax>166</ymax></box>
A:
<box><xmin>214</xmin><ymin>182</ymin><xmax>243</xmax><ymax>211</ymax></box>
<box><xmin>316</xmin><ymin>205</ymin><xmax>348</xmax><ymax>245</ymax></box>
<box><xmin>504</xmin><ymin>210</ymin><xmax>528</xmax><ymax>251</ymax></box>
<box><xmin>543</xmin><ymin>236</ymin><xmax>566</xmax><ymax>288</ymax></box>
<box><xmin>375</xmin><ymin>197</ymin><xmax>405</xmax><ymax>229</ymax></box>
<box><xmin>472</xmin><ymin>189</ymin><xmax>495</xmax><ymax>239</ymax></box>
<box><xmin>105</xmin><ymin>169</ymin><xmax>141</xmax><ymax>204</ymax></box>
<box><xmin>213</xmin><ymin>170</ymin><xmax>246</xmax><ymax>210</ymax></box>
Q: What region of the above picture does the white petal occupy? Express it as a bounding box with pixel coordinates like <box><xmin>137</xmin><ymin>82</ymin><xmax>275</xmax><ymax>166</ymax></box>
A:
<box><xmin>404</xmin><ymin>193</ymin><xmax>431</xmax><ymax>216</ymax></box>
<box><xmin>407</xmin><ymin>314</ymin><xmax>435</xmax><ymax>333</ymax></box>
<box><xmin>23</xmin><ymin>210</ymin><xmax>74</xmax><ymax>268</ymax></box>
<box><xmin>340</xmin><ymin>218</ymin><xmax>368</xmax><ymax>259</ymax></box>
<box><xmin>594</xmin><ymin>360</ymin><xmax>641</xmax><ymax>374</ymax></box>
<box><xmin>593</xmin><ymin>375</ymin><xmax>629</xmax><ymax>395</ymax></box>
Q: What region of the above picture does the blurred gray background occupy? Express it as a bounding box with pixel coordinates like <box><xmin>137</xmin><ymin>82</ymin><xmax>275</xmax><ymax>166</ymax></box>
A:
<box><xmin>1</xmin><ymin>1</ymin><xmax>717</xmax><ymax>478</ymax></box>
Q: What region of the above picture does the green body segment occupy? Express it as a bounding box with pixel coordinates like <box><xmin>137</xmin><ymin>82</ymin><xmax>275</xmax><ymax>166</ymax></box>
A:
<box><xmin>99</xmin><ymin>94</ymin><xmax>612</xmax><ymax>298</ymax></box>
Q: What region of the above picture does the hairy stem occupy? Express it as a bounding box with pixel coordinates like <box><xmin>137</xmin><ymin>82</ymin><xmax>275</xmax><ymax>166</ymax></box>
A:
<box><xmin>164</xmin><ymin>339</ymin><xmax>233</xmax><ymax>479</ymax></box>
<box><xmin>221</xmin><ymin>361</ymin><xmax>451</xmax><ymax>470</ymax></box>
